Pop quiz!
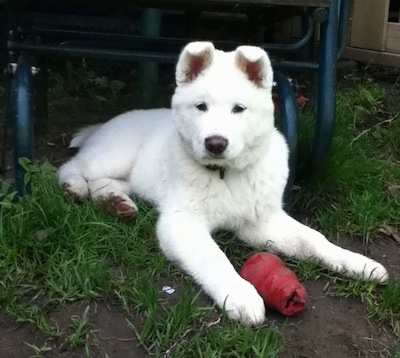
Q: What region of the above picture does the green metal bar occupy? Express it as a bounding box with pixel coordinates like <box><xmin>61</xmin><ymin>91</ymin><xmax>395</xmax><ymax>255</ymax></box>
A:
<box><xmin>19</xmin><ymin>14</ymin><xmax>314</xmax><ymax>54</ymax></box>
<box><xmin>274</xmin><ymin>72</ymin><xmax>298</xmax><ymax>210</ymax></box>
<box><xmin>309</xmin><ymin>0</ymin><xmax>338</xmax><ymax>172</ymax></box>
<box><xmin>139</xmin><ymin>9</ymin><xmax>162</xmax><ymax>107</ymax></box>
<box><xmin>8</xmin><ymin>41</ymin><xmax>179</xmax><ymax>63</ymax></box>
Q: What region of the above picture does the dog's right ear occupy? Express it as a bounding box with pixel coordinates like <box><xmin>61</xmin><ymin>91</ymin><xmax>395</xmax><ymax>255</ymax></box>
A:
<box><xmin>176</xmin><ymin>42</ymin><xmax>215</xmax><ymax>86</ymax></box>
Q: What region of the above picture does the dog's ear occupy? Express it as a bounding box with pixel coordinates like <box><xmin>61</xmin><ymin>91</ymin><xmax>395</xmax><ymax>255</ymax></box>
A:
<box><xmin>235</xmin><ymin>46</ymin><xmax>273</xmax><ymax>89</ymax></box>
<box><xmin>176</xmin><ymin>42</ymin><xmax>215</xmax><ymax>85</ymax></box>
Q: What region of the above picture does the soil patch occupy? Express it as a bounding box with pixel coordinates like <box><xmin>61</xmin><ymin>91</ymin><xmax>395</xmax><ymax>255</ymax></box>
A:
<box><xmin>1</xmin><ymin>300</ymin><xmax>148</xmax><ymax>358</ymax></box>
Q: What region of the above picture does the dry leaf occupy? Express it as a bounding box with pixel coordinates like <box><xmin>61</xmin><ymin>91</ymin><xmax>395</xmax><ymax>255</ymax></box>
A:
<box><xmin>379</xmin><ymin>224</ymin><xmax>400</xmax><ymax>243</ymax></box>
<box><xmin>387</xmin><ymin>184</ymin><xmax>400</xmax><ymax>197</ymax></box>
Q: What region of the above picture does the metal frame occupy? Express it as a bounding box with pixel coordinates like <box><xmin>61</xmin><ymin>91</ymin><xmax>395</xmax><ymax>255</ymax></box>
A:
<box><xmin>274</xmin><ymin>72</ymin><xmax>298</xmax><ymax>209</ymax></box>
<box><xmin>3</xmin><ymin>0</ymin><xmax>350</xmax><ymax>202</ymax></box>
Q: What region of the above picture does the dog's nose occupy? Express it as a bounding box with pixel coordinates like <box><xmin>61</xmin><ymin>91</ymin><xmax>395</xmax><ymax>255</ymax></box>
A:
<box><xmin>205</xmin><ymin>136</ymin><xmax>228</xmax><ymax>155</ymax></box>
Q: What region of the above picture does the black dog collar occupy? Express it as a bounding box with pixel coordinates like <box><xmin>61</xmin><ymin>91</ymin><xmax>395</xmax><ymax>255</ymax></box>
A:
<box><xmin>205</xmin><ymin>165</ymin><xmax>225</xmax><ymax>179</ymax></box>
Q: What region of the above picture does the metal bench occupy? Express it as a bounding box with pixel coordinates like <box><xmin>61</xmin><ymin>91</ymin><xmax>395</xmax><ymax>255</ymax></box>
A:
<box><xmin>1</xmin><ymin>0</ymin><xmax>350</xmax><ymax>207</ymax></box>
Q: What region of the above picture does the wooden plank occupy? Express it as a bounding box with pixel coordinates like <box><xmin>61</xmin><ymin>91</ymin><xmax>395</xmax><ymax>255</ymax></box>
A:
<box><xmin>349</xmin><ymin>0</ymin><xmax>389</xmax><ymax>51</ymax></box>
<box><xmin>344</xmin><ymin>46</ymin><xmax>400</xmax><ymax>67</ymax></box>
<box><xmin>386</xmin><ymin>22</ymin><xmax>400</xmax><ymax>53</ymax></box>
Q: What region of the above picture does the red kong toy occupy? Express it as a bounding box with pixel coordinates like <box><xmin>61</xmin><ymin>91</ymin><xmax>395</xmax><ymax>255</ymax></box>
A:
<box><xmin>240</xmin><ymin>252</ymin><xmax>307</xmax><ymax>316</ymax></box>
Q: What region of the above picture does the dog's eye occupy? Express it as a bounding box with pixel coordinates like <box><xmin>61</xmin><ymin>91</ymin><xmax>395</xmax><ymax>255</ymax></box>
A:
<box><xmin>232</xmin><ymin>104</ymin><xmax>246</xmax><ymax>114</ymax></box>
<box><xmin>195</xmin><ymin>102</ymin><xmax>208</xmax><ymax>112</ymax></box>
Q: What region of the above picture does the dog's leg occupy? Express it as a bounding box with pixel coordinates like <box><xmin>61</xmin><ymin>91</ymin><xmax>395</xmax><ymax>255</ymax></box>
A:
<box><xmin>88</xmin><ymin>178</ymin><xmax>137</xmax><ymax>219</ymax></box>
<box><xmin>58</xmin><ymin>160</ymin><xmax>89</xmax><ymax>201</ymax></box>
<box><xmin>238</xmin><ymin>210</ymin><xmax>388</xmax><ymax>284</ymax></box>
<box><xmin>157</xmin><ymin>212</ymin><xmax>266</xmax><ymax>325</ymax></box>
<box><xmin>58</xmin><ymin>142</ymin><xmax>136</xmax><ymax>209</ymax></box>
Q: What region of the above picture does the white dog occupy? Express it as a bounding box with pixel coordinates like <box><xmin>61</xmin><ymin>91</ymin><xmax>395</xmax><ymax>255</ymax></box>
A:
<box><xmin>58</xmin><ymin>42</ymin><xmax>388</xmax><ymax>325</ymax></box>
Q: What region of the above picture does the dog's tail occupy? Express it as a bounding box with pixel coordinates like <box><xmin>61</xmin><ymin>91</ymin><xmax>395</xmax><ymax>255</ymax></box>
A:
<box><xmin>69</xmin><ymin>124</ymin><xmax>101</xmax><ymax>149</ymax></box>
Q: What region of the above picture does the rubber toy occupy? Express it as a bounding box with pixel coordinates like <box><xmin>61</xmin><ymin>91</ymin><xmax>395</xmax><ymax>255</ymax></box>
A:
<box><xmin>240</xmin><ymin>252</ymin><xmax>307</xmax><ymax>316</ymax></box>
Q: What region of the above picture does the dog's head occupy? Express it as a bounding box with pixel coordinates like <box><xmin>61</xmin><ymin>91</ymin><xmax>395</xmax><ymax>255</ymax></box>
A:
<box><xmin>172</xmin><ymin>42</ymin><xmax>275</xmax><ymax>170</ymax></box>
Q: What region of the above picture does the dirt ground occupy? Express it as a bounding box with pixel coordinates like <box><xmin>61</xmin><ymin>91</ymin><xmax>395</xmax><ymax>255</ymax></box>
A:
<box><xmin>1</xmin><ymin>64</ymin><xmax>400</xmax><ymax>358</ymax></box>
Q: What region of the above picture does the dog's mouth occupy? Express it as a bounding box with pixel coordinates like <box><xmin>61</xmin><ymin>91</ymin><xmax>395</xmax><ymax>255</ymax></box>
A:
<box><xmin>202</xmin><ymin>152</ymin><xmax>226</xmax><ymax>160</ymax></box>
<box><xmin>199</xmin><ymin>153</ymin><xmax>230</xmax><ymax>169</ymax></box>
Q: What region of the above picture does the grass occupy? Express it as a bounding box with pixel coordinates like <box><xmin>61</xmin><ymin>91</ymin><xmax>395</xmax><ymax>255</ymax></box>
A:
<box><xmin>1</xmin><ymin>69</ymin><xmax>400</xmax><ymax>356</ymax></box>
<box><xmin>295</xmin><ymin>77</ymin><xmax>400</xmax><ymax>245</ymax></box>
<box><xmin>23</xmin><ymin>342</ymin><xmax>52</xmax><ymax>358</ymax></box>
<box><xmin>0</xmin><ymin>161</ymin><xmax>281</xmax><ymax>356</ymax></box>
<box><xmin>69</xmin><ymin>305</ymin><xmax>91</xmax><ymax>348</ymax></box>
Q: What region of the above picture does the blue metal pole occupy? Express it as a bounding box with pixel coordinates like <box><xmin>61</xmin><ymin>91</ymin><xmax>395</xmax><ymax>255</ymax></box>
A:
<box><xmin>10</xmin><ymin>54</ymin><xmax>34</xmax><ymax>196</ymax></box>
<box><xmin>274</xmin><ymin>72</ymin><xmax>298</xmax><ymax>211</ymax></box>
<box><xmin>310</xmin><ymin>0</ymin><xmax>339</xmax><ymax>172</ymax></box>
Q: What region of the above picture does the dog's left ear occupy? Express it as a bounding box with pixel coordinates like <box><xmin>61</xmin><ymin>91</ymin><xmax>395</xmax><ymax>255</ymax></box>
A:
<box><xmin>176</xmin><ymin>42</ymin><xmax>215</xmax><ymax>86</ymax></box>
<box><xmin>235</xmin><ymin>46</ymin><xmax>273</xmax><ymax>89</ymax></box>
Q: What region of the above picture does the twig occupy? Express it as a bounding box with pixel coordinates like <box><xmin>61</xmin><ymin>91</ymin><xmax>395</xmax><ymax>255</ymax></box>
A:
<box><xmin>163</xmin><ymin>327</ymin><xmax>194</xmax><ymax>358</ymax></box>
<box><xmin>350</xmin><ymin>115</ymin><xmax>398</xmax><ymax>147</ymax></box>
<box><xmin>99</xmin><ymin>333</ymin><xmax>137</xmax><ymax>342</ymax></box>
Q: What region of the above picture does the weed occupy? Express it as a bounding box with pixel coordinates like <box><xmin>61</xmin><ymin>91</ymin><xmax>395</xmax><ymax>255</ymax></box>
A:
<box><xmin>380</xmin><ymin>281</ymin><xmax>400</xmax><ymax>315</ymax></box>
<box><xmin>368</xmin><ymin>281</ymin><xmax>400</xmax><ymax>327</ymax></box>
<box><xmin>389</xmin><ymin>346</ymin><xmax>400</xmax><ymax>358</ymax></box>
<box><xmin>24</xmin><ymin>342</ymin><xmax>52</xmax><ymax>358</ymax></box>
<box><xmin>69</xmin><ymin>305</ymin><xmax>92</xmax><ymax>348</ymax></box>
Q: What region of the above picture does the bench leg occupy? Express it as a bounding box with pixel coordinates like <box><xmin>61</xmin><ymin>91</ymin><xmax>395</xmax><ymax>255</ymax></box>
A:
<box><xmin>310</xmin><ymin>0</ymin><xmax>339</xmax><ymax>171</ymax></box>
<box><xmin>10</xmin><ymin>54</ymin><xmax>34</xmax><ymax>196</ymax></box>
<box><xmin>139</xmin><ymin>9</ymin><xmax>161</xmax><ymax>107</ymax></box>
<box><xmin>1</xmin><ymin>74</ymin><xmax>12</xmax><ymax>175</ymax></box>
<box><xmin>274</xmin><ymin>72</ymin><xmax>298</xmax><ymax>211</ymax></box>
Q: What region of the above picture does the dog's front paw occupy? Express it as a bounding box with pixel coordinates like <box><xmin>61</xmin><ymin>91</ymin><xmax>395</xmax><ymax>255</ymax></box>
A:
<box><xmin>222</xmin><ymin>280</ymin><xmax>265</xmax><ymax>325</ymax></box>
<box><xmin>336</xmin><ymin>254</ymin><xmax>389</xmax><ymax>284</ymax></box>
<box><xmin>356</xmin><ymin>258</ymin><xmax>389</xmax><ymax>284</ymax></box>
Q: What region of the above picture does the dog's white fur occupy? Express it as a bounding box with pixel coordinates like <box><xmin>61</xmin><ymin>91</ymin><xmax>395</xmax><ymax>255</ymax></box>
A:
<box><xmin>58</xmin><ymin>42</ymin><xmax>388</xmax><ymax>325</ymax></box>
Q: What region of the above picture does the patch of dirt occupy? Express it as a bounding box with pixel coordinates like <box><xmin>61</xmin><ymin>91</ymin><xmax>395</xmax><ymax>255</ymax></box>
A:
<box><xmin>1</xmin><ymin>300</ymin><xmax>147</xmax><ymax>358</ymax></box>
<box><xmin>273</xmin><ymin>238</ymin><xmax>399</xmax><ymax>358</ymax></box>
<box><xmin>278</xmin><ymin>280</ymin><xmax>394</xmax><ymax>358</ymax></box>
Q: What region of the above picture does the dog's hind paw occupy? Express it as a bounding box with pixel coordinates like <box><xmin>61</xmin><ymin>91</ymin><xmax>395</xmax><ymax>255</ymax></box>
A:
<box><xmin>101</xmin><ymin>195</ymin><xmax>138</xmax><ymax>220</ymax></box>
<box><xmin>61</xmin><ymin>176</ymin><xmax>89</xmax><ymax>201</ymax></box>
<box><xmin>223</xmin><ymin>280</ymin><xmax>266</xmax><ymax>325</ymax></box>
